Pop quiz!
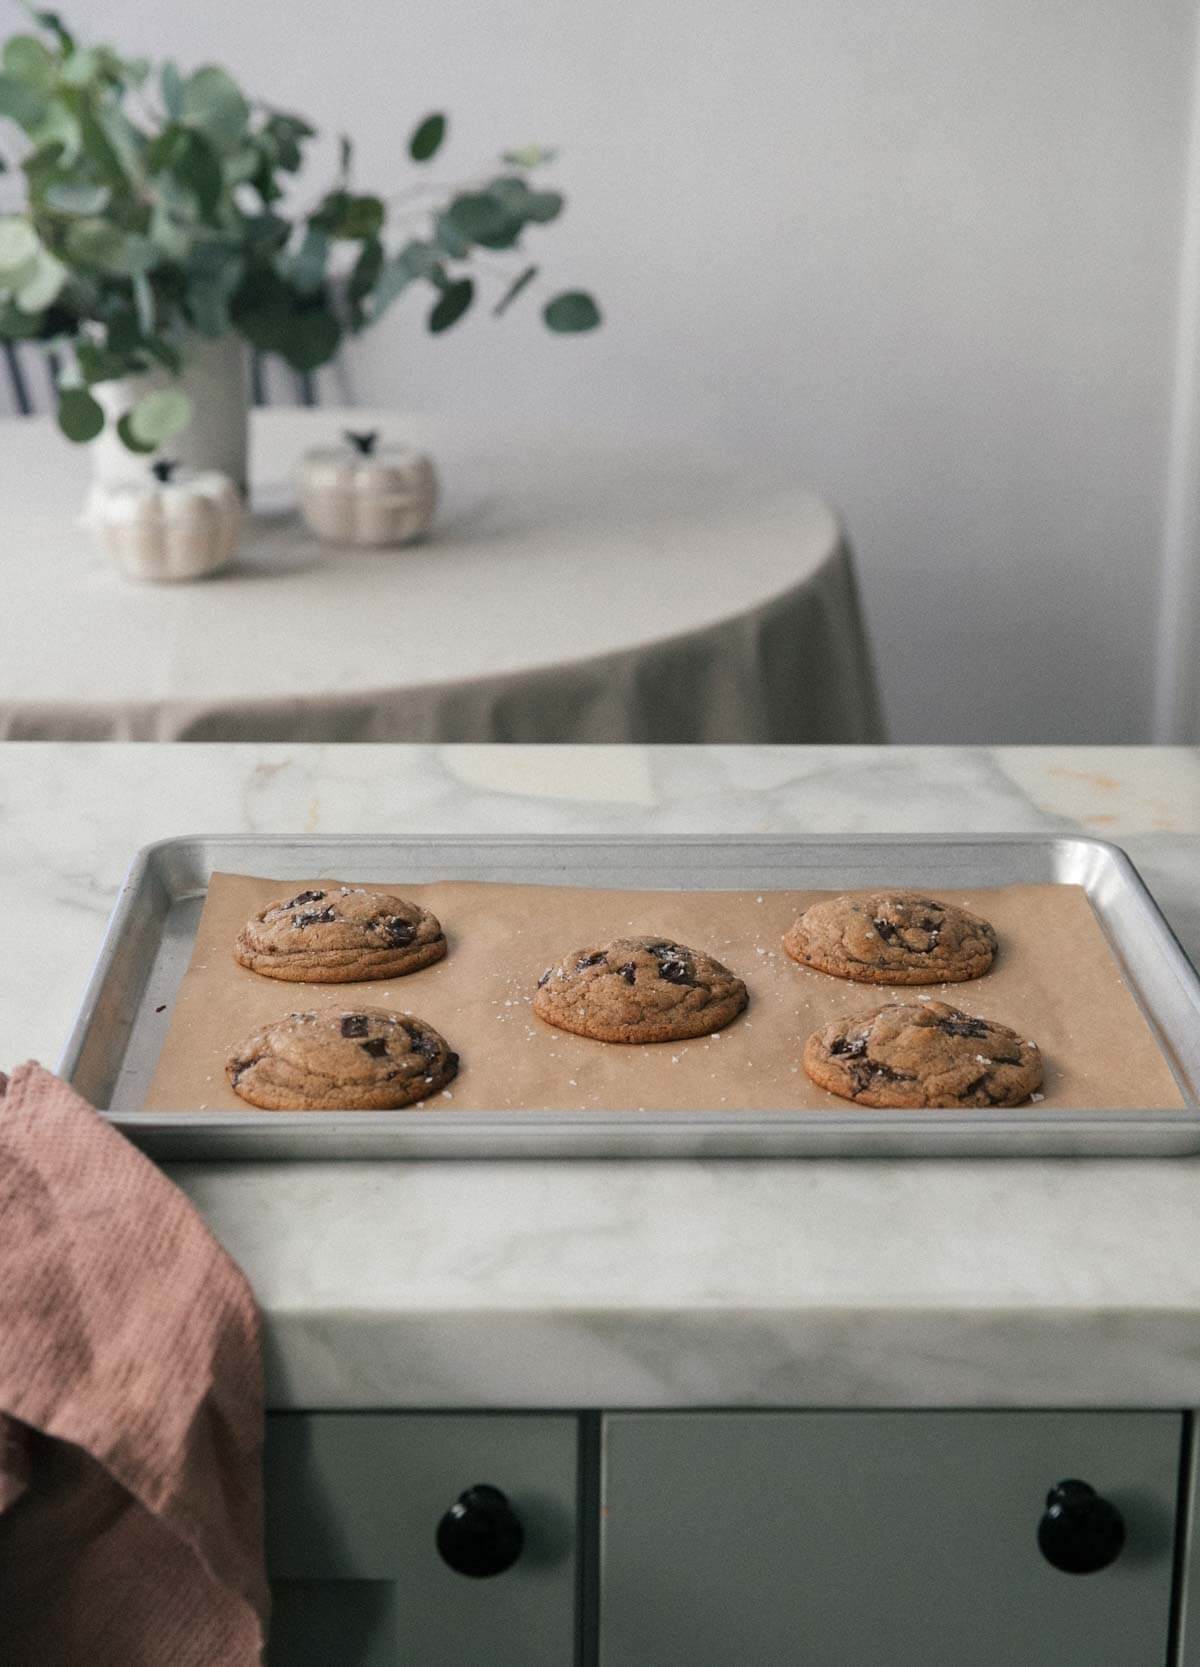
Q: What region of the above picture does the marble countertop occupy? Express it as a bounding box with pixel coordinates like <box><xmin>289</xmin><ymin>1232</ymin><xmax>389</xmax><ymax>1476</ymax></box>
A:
<box><xmin>6</xmin><ymin>743</ymin><xmax>1200</xmax><ymax>1410</ymax></box>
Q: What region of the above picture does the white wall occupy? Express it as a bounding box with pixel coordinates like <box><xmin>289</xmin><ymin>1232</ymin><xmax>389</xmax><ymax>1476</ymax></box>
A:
<box><xmin>9</xmin><ymin>0</ymin><xmax>1199</xmax><ymax>741</ymax></box>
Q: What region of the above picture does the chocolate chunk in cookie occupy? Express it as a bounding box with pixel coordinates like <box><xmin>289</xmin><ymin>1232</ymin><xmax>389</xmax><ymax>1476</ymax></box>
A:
<box><xmin>784</xmin><ymin>891</ymin><xmax>997</xmax><ymax>985</ymax></box>
<box><xmin>234</xmin><ymin>887</ymin><xmax>446</xmax><ymax>983</ymax></box>
<box><xmin>803</xmin><ymin>1000</ymin><xmax>1042</xmax><ymax>1108</ymax></box>
<box><xmin>227</xmin><ymin>1006</ymin><xmax>458</xmax><ymax>1110</ymax></box>
<box><xmin>532</xmin><ymin>935</ymin><xmax>748</xmax><ymax>1043</ymax></box>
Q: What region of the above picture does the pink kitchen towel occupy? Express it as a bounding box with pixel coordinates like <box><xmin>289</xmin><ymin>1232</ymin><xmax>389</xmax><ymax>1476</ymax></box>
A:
<box><xmin>0</xmin><ymin>1062</ymin><xmax>268</xmax><ymax>1666</ymax></box>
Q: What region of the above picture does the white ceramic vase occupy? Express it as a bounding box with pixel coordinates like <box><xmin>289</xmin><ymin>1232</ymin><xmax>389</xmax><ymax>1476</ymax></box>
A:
<box><xmin>86</xmin><ymin>333</ymin><xmax>250</xmax><ymax>508</ymax></box>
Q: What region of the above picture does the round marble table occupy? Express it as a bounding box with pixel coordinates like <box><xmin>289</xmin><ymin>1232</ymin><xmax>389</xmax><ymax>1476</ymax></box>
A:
<box><xmin>0</xmin><ymin>411</ymin><xmax>883</xmax><ymax>743</ymax></box>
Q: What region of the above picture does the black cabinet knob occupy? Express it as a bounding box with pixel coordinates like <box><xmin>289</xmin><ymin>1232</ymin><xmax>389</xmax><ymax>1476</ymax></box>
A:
<box><xmin>436</xmin><ymin>1483</ymin><xmax>524</xmax><ymax>1578</ymax></box>
<box><xmin>1037</xmin><ymin>1479</ymin><xmax>1125</xmax><ymax>1574</ymax></box>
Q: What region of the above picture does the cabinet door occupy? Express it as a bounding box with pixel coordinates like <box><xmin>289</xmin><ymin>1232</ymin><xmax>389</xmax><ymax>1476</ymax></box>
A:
<box><xmin>601</xmin><ymin>1411</ymin><xmax>1181</xmax><ymax>1667</ymax></box>
<box><xmin>265</xmin><ymin>1412</ymin><xmax>578</xmax><ymax>1667</ymax></box>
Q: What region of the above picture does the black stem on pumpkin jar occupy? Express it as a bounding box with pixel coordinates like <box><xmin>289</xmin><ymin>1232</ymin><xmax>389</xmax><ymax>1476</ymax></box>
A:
<box><xmin>343</xmin><ymin>430</ymin><xmax>379</xmax><ymax>456</ymax></box>
<box><xmin>151</xmin><ymin>459</ymin><xmax>178</xmax><ymax>484</ymax></box>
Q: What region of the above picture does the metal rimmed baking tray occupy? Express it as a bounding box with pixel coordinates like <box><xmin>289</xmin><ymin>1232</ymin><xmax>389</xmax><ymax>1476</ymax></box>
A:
<box><xmin>59</xmin><ymin>833</ymin><xmax>1200</xmax><ymax>1160</ymax></box>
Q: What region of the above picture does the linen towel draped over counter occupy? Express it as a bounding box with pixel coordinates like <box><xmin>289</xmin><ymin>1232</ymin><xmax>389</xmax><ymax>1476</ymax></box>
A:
<box><xmin>0</xmin><ymin>1063</ymin><xmax>267</xmax><ymax>1667</ymax></box>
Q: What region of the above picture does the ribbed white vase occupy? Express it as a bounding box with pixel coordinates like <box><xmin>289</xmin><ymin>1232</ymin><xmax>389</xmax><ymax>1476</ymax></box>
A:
<box><xmin>86</xmin><ymin>333</ymin><xmax>250</xmax><ymax>506</ymax></box>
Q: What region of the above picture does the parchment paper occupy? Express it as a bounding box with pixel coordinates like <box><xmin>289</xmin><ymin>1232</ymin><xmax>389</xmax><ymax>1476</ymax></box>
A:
<box><xmin>144</xmin><ymin>875</ymin><xmax>1186</xmax><ymax>1113</ymax></box>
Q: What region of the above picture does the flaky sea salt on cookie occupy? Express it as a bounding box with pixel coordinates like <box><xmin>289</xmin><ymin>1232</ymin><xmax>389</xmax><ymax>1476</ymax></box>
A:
<box><xmin>234</xmin><ymin>886</ymin><xmax>446</xmax><ymax>982</ymax></box>
<box><xmin>784</xmin><ymin>891</ymin><xmax>997</xmax><ymax>985</ymax></box>
<box><xmin>227</xmin><ymin>1005</ymin><xmax>458</xmax><ymax>1109</ymax></box>
<box><xmin>803</xmin><ymin>1001</ymin><xmax>1041</xmax><ymax>1108</ymax></box>
<box><xmin>533</xmin><ymin>936</ymin><xmax>748</xmax><ymax>1043</ymax></box>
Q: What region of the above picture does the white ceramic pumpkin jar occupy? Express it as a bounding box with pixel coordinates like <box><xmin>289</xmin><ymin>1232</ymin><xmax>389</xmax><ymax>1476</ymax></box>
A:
<box><xmin>298</xmin><ymin>429</ymin><xmax>437</xmax><ymax>548</ymax></box>
<box><xmin>90</xmin><ymin>461</ymin><xmax>242</xmax><ymax>583</ymax></box>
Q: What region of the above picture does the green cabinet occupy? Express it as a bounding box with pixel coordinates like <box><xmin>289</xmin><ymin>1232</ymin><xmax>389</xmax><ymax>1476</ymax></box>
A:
<box><xmin>264</xmin><ymin>1412</ymin><xmax>579</xmax><ymax>1667</ymax></box>
<box><xmin>600</xmin><ymin>1411</ymin><xmax>1182</xmax><ymax>1667</ymax></box>
<box><xmin>262</xmin><ymin>1407</ymin><xmax>1186</xmax><ymax>1665</ymax></box>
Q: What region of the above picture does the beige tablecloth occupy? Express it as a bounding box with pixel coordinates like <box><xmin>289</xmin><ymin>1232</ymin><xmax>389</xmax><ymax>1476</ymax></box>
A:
<box><xmin>0</xmin><ymin>412</ymin><xmax>883</xmax><ymax>743</ymax></box>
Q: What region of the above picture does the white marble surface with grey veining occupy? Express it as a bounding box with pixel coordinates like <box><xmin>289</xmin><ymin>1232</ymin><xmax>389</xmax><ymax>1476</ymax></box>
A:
<box><xmin>4</xmin><ymin>742</ymin><xmax>1200</xmax><ymax>1409</ymax></box>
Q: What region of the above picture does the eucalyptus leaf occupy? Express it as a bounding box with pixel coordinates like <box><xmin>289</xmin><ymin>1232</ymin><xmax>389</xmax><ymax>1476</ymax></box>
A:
<box><xmin>268</xmin><ymin>110</ymin><xmax>315</xmax><ymax>141</ymax></box>
<box><xmin>409</xmin><ymin>112</ymin><xmax>446</xmax><ymax>162</ymax></box>
<box><xmin>186</xmin><ymin>236</ymin><xmax>245</xmax><ymax>282</ymax></box>
<box><xmin>161</xmin><ymin>59</ymin><xmax>184</xmax><ymax>119</ymax></box>
<box><xmin>0</xmin><ymin>297</ymin><xmax>42</xmax><ymax>337</ymax></box>
<box><xmin>14</xmin><ymin>245</ymin><xmax>64</xmax><ymax>310</ymax></box>
<box><xmin>396</xmin><ymin>239</ymin><xmax>443</xmax><ymax>280</ymax></box>
<box><xmin>126</xmin><ymin>385</ymin><xmax>191</xmax><ymax>446</ymax></box>
<box><xmin>3</xmin><ymin>35</ymin><xmax>54</xmax><ymax>89</ymax></box>
<box><xmin>95</xmin><ymin>100</ymin><xmax>144</xmax><ymax>177</ymax></box>
<box><xmin>233</xmin><ymin>266</ymin><xmax>340</xmax><ymax>368</ymax></box>
<box><xmin>186</xmin><ymin>273</ymin><xmax>233</xmax><ymax>336</ymax></box>
<box><xmin>43</xmin><ymin>180</ymin><xmax>111</xmax><ymax>215</ymax></box>
<box><xmin>27</xmin><ymin>103</ymin><xmax>80</xmax><ymax>162</ymax></box>
<box><xmin>524</xmin><ymin>189</ymin><xmax>563</xmax><ymax>223</ymax></box>
<box><xmin>222</xmin><ymin>143</ymin><xmax>261</xmax><ymax>187</ymax></box>
<box><xmin>289</xmin><ymin>222</ymin><xmax>329</xmax><ymax>295</ymax></box>
<box><xmin>20</xmin><ymin>140</ymin><xmax>62</xmax><ymax>189</ymax></box>
<box><xmin>183</xmin><ymin>65</ymin><xmax>248</xmax><ymax>149</ymax></box>
<box><xmin>116</xmin><ymin>410</ymin><xmax>157</xmax><ymax>453</ymax></box>
<box><xmin>59</xmin><ymin>46</ymin><xmax>99</xmax><ymax>86</ymax></box>
<box><xmin>80</xmin><ymin>104</ymin><xmax>133</xmax><ymax>187</ymax></box>
<box><xmin>347</xmin><ymin>235</ymin><xmax>382</xmax><ymax>301</ymax></box>
<box><xmin>363</xmin><ymin>242</ymin><xmax>439</xmax><ymax>323</ymax></box>
<box><xmin>0</xmin><ymin>72</ymin><xmax>48</xmax><ymax>130</ymax></box>
<box><xmin>57</xmin><ymin>385</ymin><xmax>105</xmax><ymax>442</ymax></box>
<box><xmin>77</xmin><ymin>338</ymin><xmax>130</xmax><ymax>382</ymax></box>
<box><xmin>148</xmin><ymin>124</ymin><xmax>223</xmax><ymax>216</ymax></box>
<box><xmin>264</xmin><ymin>113</ymin><xmax>310</xmax><ymax>172</ymax></box>
<box><xmin>174</xmin><ymin>129</ymin><xmax>222</xmax><ymax>217</ymax></box>
<box><xmin>487</xmin><ymin>177</ymin><xmax>561</xmax><ymax>223</ymax></box>
<box><xmin>145</xmin><ymin>124</ymin><xmax>180</xmax><ymax>168</ymax></box>
<box><xmin>502</xmin><ymin>144</ymin><xmax>558</xmax><ymax>168</ymax></box>
<box><xmin>29</xmin><ymin>11</ymin><xmax>75</xmax><ymax>52</ymax></box>
<box><xmin>542</xmin><ymin>289</ymin><xmax>600</xmax><ymax>332</ymax></box>
<box><xmin>433</xmin><ymin>212</ymin><xmax>471</xmax><ymax>260</ymax></box>
<box><xmin>240</xmin><ymin>211</ymin><xmax>289</xmax><ymax>254</ymax></box>
<box><xmin>446</xmin><ymin>191</ymin><xmax>520</xmax><ymax>250</ymax></box>
<box><xmin>428</xmin><ymin>276</ymin><xmax>473</xmax><ymax>333</ymax></box>
<box><xmin>312</xmin><ymin>190</ymin><xmax>383</xmax><ymax>240</ymax></box>
<box><xmin>105</xmin><ymin>310</ymin><xmax>142</xmax><ymax>354</ymax></box>
<box><xmin>149</xmin><ymin>203</ymin><xmax>191</xmax><ymax>261</ymax></box>
<box><xmin>278</xmin><ymin>304</ymin><xmax>340</xmax><ymax>370</ymax></box>
<box><xmin>228</xmin><ymin>264</ymin><xmax>298</xmax><ymax>353</ymax></box>
<box><xmin>0</xmin><ymin>216</ymin><xmax>38</xmax><ymax>273</ymax></box>
<box><xmin>66</xmin><ymin>219</ymin><xmax>151</xmax><ymax>273</ymax></box>
<box><xmin>249</xmin><ymin>147</ymin><xmax>283</xmax><ymax>205</ymax></box>
<box><xmin>488</xmin><ymin>177</ymin><xmax>530</xmax><ymax>212</ymax></box>
<box><xmin>365</xmin><ymin>269</ymin><xmax>410</xmax><ymax>320</ymax></box>
<box><xmin>0</xmin><ymin>252</ymin><xmax>37</xmax><ymax>295</ymax></box>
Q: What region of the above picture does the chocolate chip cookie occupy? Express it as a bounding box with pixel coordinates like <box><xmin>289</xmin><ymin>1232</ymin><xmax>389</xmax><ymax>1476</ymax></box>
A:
<box><xmin>227</xmin><ymin>1005</ymin><xmax>459</xmax><ymax>1110</ymax></box>
<box><xmin>803</xmin><ymin>1001</ymin><xmax>1042</xmax><ymax>1108</ymax></box>
<box><xmin>784</xmin><ymin>891</ymin><xmax>997</xmax><ymax>984</ymax></box>
<box><xmin>234</xmin><ymin>887</ymin><xmax>446</xmax><ymax>982</ymax></box>
<box><xmin>533</xmin><ymin>936</ymin><xmax>748</xmax><ymax>1043</ymax></box>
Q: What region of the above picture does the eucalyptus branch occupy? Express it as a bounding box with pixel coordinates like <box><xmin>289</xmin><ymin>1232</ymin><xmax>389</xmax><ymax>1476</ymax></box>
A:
<box><xmin>0</xmin><ymin>8</ymin><xmax>601</xmax><ymax>451</ymax></box>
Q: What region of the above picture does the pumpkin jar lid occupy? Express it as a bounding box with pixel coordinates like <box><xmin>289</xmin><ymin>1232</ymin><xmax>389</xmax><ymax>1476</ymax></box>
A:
<box><xmin>300</xmin><ymin>431</ymin><xmax>437</xmax><ymax>501</ymax></box>
<box><xmin>92</xmin><ymin>461</ymin><xmax>240</xmax><ymax>521</ymax></box>
<box><xmin>302</xmin><ymin>429</ymin><xmax>430</xmax><ymax>465</ymax></box>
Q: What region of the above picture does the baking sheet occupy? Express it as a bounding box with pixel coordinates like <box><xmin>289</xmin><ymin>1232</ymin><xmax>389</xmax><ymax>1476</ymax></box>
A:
<box><xmin>145</xmin><ymin>873</ymin><xmax>1185</xmax><ymax>1114</ymax></box>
